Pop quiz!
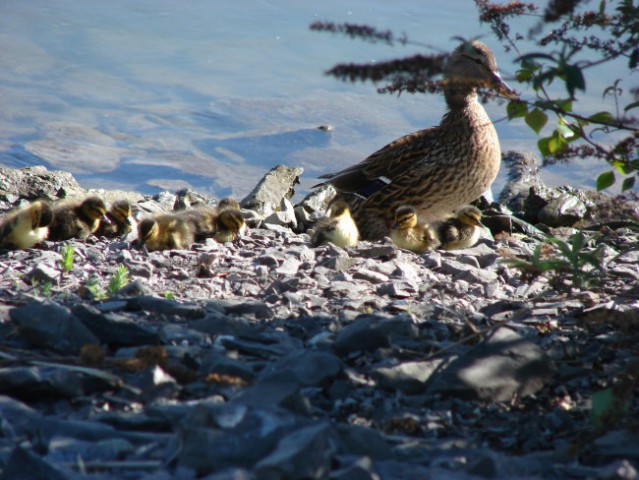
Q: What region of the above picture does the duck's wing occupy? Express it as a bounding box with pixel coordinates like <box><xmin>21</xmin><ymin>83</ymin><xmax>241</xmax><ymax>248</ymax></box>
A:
<box><xmin>317</xmin><ymin>128</ymin><xmax>441</xmax><ymax>198</ymax></box>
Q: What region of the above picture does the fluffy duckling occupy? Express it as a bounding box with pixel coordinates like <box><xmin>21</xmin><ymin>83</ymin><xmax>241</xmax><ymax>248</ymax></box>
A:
<box><xmin>95</xmin><ymin>200</ymin><xmax>133</xmax><ymax>238</ymax></box>
<box><xmin>435</xmin><ymin>205</ymin><xmax>484</xmax><ymax>250</ymax></box>
<box><xmin>310</xmin><ymin>199</ymin><xmax>359</xmax><ymax>248</ymax></box>
<box><xmin>178</xmin><ymin>206</ymin><xmax>218</xmax><ymax>241</ymax></box>
<box><xmin>0</xmin><ymin>200</ymin><xmax>53</xmax><ymax>249</ymax></box>
<box><xmin>213</xmin><ymin>208</ymin><xmax>247</xmax><ymax>243</ymax></box>
<box><xmin>137</xmin><ymin>214</ymin><xmax>195</xmax><ymax>251</ymax></box>
<box><xmin>390</xmin><ymin>205</ymin><xmax>439</xmax><ymax>253</ymax></box>
<box><xmin>48</xmin><ymin>196</ymin><xmax>108</xmax><ymax>241</ymax></box>
<box><xmin>218</xmin><ymin>197</ymin><xmax>241</xmax><ymax>211</ymax></box>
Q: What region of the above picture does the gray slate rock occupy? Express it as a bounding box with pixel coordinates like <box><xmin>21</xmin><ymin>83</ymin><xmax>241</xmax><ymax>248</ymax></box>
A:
<box><xmin>255</xmin><ymin>422</ymin><xmax>337</xmax><ymax>480</ymax></box>
<box><xmin>73</xmin><ymin>304</ymin><xmax>160</xmax><ymax>347</ymax></box>
<box><xmin>0</xmin><ymin>165</ymin><xmax>84</xmax><ymax>201</ymax></box>
<box><xmin>1</xmin><ymin>446</ymin><xmax>68</xmax><ymax>480</ymax></box>
<box><xmin>241</xmin><ymin>164</ymin><xmax>303</xmax><ymax>217</ymax></box>
<box><xmin>11</xmin><ymin>301</ymin><xmax>99</xmax><ymax>355</ymax></box>
<box><xmin>0</xmin><ymin>366</ymin><xmax>84</xmax><ymax>399</ymax></box>
<box><xmin>333</xmin><ymin>315</ymin><xmax>418</xmax><ymax>354</ymax></box>
<box><xmin>427</xmin><ymin>327</ymin><xmax>556</xmax><ymax>401</ymax></box>
<box><xmin>371</xmin><ymin>359</ymin><xmax>445</xmax><ymax>394</ymax></box>
<box><xmin>259</xmin><ymin>350</ymin><xmax>343</xmax><ymax>387</ymax></box>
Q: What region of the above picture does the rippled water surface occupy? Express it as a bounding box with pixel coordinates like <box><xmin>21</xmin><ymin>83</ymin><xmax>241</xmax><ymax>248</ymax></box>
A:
<box><xmin>0</xmin><ymin>0</ymin><xmax>631</xmax><ymax>199</ymax></box>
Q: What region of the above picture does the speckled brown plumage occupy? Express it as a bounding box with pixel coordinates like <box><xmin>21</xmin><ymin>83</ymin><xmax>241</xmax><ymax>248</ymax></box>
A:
<box><xmin>95</xmin><ymin>200</ymin><xmax>133</xmax><ymax>238</ymax></box>
<box><xmin>48</xmin><ymin>196</ymin><xmax>107</xmax><ymax>241</ymax></box>
<box><xmin>317</xmin><ymin>41</ymin><xmax>516</xmax><ymax>240</ymax></box>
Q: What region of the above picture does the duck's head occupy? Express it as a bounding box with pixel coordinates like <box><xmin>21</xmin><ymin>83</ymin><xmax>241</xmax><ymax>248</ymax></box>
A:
<box><xmin>218</xmin><ymin>197</ymin><xmax>241</xmax><ymax>211</ymax></box>
<box><xmin>137</xmin><ymin>218</ymin><xmax>159</xmax><ymax>244</ymax></box>
<box><xmin>444</xmin><ymin>40</ymin><xmax>517</xmax><ymax>99</ymax></box>
<box><xmin>456</xmin><ymin>206</ymin><xmax>484</xmax><ymax>228</ymax></box>
<box><xmin>31</xmin><ymin>201</ymin><xmax>53</xmax><ymax>229</ymax></box>
<box><xmin>392</xmin><ymin>205</ymin><xmax>418</xmax><ymax>230</ymax></box>
<box><xmin>218</xmin><ymin>209</ymin><xmax>247</xmax><ymax>236</ymax></box>
<box><xmin>110</xmin><ymin>200</ymin><xmax>132</xmax><ymax>226</ymax></box>
<box><xmin>81</xmin><ymin>197</ymin><xmax>109</xmax><ymax>221</ymax></box>
<box><xmin>328</xmin><ymin>199</ymin><xmax>352</xmax><ymax>219</ymax></box>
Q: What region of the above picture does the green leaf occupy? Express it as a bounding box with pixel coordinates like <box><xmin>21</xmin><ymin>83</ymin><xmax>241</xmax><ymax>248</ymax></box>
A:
<box><xmin>622</xmin><ymin>176</ymin><xmax>636</xmax><ymax>192</ymax></box>
<box><xmin>624</xmin><ymin>100</ymin><xmax>639</xmax><ymax>112</ymax></box>
<box><xmin>596</xmin><ymin>171</ymin><xmax>615</xmax><ymax>191</ymax></box>
<box><xmin>588</xmin><ymin>111</ymin><xmax>615</xmax><ymax>124</ymax></box>
<box><xmin>564</xmin><ymin>65</ymin><xmax>586</xmax><ymax>97</ymax></box>
<box><xmin>612</xmin><ymin>160</ymin><xmax>633</xmax><ymax>175</ymax></box>
<box><xmin>538</xmin><ymin>137</ymin><xmax>551</xmax><ymax>157</ymax></box>
<box><xmin>525</xmin><ymin>108</ymin><xmax>548</xmax><ymax>134</ymax></box>
<box><xmin>548</xmin><ymin>131</ymin><xmax>567</xmax><ymax>154</ymax></box>
<box><xmin>507</xmin><ymin>100</ymin><xmax>528</xmax><ymax>119</ymax></box>
<box><xmin>556</xmin><ymin>124</ymin><xmax>575</xmax><ymax>140</ymax></box>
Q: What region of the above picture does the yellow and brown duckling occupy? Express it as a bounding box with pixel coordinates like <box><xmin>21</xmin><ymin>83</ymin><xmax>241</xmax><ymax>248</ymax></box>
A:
<box><xmin>177</xmin><ymin>206</ymin><xmax>219</xmax><ymax>242</ymax></box>
<box><xmin>316</xmin><ymin>40</ymin><xmax>517</xmax><ymax>241</ymax></box>
<box><xmin>217</xmin><ymin>197</ymin><xmax>241</xmax><ymax>211</ymax></box>
<box><xmin>0</xmin><ymin>200</ymin><xmax>53</xmax><ymax>250</ymax></box>
<box><xmin>390</xmin><ymin>205</ymin><xmax>440</xmax><ymax>253</ymax></box>
<box><xmin>434</xmin><ymin>205</ymin><xmax>484</xmax><ymax>250</ymax></box>
<box><xmin>310</xmin><ymin>199</ymin><xmax>359</xmax><ymax>248</ymax></box>
<box><xmin>213</xmin><ymin>207</ymin><xmax>247</xmax><ymax>243</ymax></box>
<box><xmin>136</xmin><ymin>213</ymin><xmax>195</xmax><ymax>252</ymax></box>
<box><xmin>95</xmin><ymin>200</ymin><xmax>133</xmax><ymax>238</ymax></box>
<box><xmin>48</xmin><ymin>196</ymin><xmax>108</xmax><ymax>241</ymax></box>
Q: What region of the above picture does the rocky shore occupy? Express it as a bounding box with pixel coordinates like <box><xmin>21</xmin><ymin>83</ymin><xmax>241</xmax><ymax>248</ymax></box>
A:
<box><xmin>1</xmin><ymin>154</ymin><xmax>638</xmax><ymax>479</ymax></box>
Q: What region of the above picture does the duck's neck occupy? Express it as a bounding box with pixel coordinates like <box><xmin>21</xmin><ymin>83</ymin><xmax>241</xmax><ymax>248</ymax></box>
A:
<box><xmin>444</xmin><ymin>85</ymin><xmax>478</xmax><ymax>110</ymax></box>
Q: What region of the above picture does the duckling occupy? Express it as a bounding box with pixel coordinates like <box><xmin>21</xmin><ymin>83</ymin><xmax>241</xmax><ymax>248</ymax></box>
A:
<box><xmin>137</xmin><ymin>213</ymin><xmax>195</xmax><ymax>251</ymax></box>
<box><xmin>435</xmin><ymin>205</ymin><xmax>484</xmax><ymax>250</ymax></box>
<box><xmin>390</xmin><ymin>205</ymin><xmax>439</xmax><ymax>253</ymax></box>
<box><xmin>48</xmin><ymin>196</ymin><xmax>108</xmax><ymax>241</ymax></box>
<box><xmin>213</xmin><ymin>208</ymin><xmax>247</xmax><ymax>243</ymax></box>
<box><xmin>95</xmin><ymin>200</ymin><xmax>133</xmax><ymax>238</ymax></box>
<box><xmin>315</xmin><ymin>40</ymin><xmax>517</xmax><ymax>240</ymax></box>
<box><xmin>0</xmin><ymin>200</ymin><xmax>53</xmax><ymax>249</ymax></box>
<box><xmin>310</xmin><ymin>199</ymin><xmax>359</xmax><ymax>248</ymax></box>
<box><xmin>180</xmin><ymin>206</ymin><xmax>218</xmax><ymax>237</ymax></box>
<box><xmin>217</xmin><ymin>197</ymin><xmax>241</xmax><ymax>211</ymax></box>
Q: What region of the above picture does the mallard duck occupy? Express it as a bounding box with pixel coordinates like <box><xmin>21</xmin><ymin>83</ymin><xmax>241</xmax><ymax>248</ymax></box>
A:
<box><xmin>137</xmin><ymin>214</ymin><xmax>195</xmax><ymax>251</ymax></box>
<box><xmin>316</xmin><ymin>40</ymin><xmax>516</xmax><ymax>240</ymax></box>
<box><xmin>48</xmin><ymin>196</ymin><xmax>108</xmax><ymax>241</ymax></box>
<box><xmin>390</xmin><ymin>205</ymin><xmax>439</xmax><ymax>253</ymax></box>
<box><xmin>310</xmin><ymin>199</ymin><xmax>359</xmax><ymax>248</ymax></box>
<box><xmin>95</xmin><ymin>200</ymin><xmax>133</xmax><ymax>238</ymax></box>
<box><xmin>435</xmin><ymin>205</ymin><xmax>484</xmax><ymax>250</ymax></box>
<box><xmin>213</xmin><ymin>208</ymin><xmax>247</xmax><ymax>243</ymax></box>
<box><xmin>0</xmin><ymin>200</ymin><xmax>53</xmax><ymax>249</ymax></box>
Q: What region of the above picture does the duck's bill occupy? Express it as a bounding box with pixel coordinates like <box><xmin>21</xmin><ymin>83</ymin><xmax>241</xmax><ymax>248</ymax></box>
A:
<box><xmin>491</xmin><ymin>71</ymin><xmax>518</xmax><ymax>99</ymax></box>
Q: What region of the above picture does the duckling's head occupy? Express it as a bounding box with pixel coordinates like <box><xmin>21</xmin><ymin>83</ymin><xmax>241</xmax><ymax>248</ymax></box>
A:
<box><xmin>392</xmin><ymin>205</ymin><xmax>418</xmax><ymax>230</ymax></box>
<box><xmin>81</xmin><ymin>197</ymin><xmax>108</xmax><ymax>221</ymax></box>
<box><xmin>456</xmin><ymin>206</ymin><xmax>484</xmax><ymax>228</ymax></box>
<box><xmin>32</xmin><ymin>201</ymin><xmax>53</xmax><ymax>229</ymax></box>
<box><xmin>110</xmin><ymin>200</ymin><xmax>132</xmax><ymax>225</ymax></box>
<box><xmin>445</xmin><ymin>40</ymin><xmax>516</xmax><ymax>99</ymax></box>
<box><xmin>218</xmin><ymin>197</ymin><xmax>241</xmax><ymax>211</ymax></box>
<box><xmin>217</xmin><ymin>209</ymin><xmax>247</xmax><ymax>236</ymax></box>
<box><xmin>137</xmin><ymin>218</ymin><xmax>159</xmax><ymax>244</ymax></box>
<box><xmin>328</xmin><ymin>200</ymin><xmax>352</xmax><ymax>219</ymax></box>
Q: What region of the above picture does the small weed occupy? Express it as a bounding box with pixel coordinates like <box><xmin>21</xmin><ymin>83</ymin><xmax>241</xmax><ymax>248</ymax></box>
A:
<box><xmin>107</xmin><ymin>265</ymin><xmax>130</xmax><ymax>297</ymax></box>
<box><xmin>40</xmin><ymin>281</ymin><xmax>53</xmax><ymax>298</ymax></box>
<box><xmin>503</xmin><ymin>232</ymin><xmax>604</xmax><ymax>290</ymax></box>
<box><xmin>59</xmin><ymin>244</ymin><xmax>75</xmax><ymax>273</ymax></box>
<box><xmin>85</xmin><ymin>277</ymin><xmax>107</xmax><ymax>301</ymax></box>
<box><xmin>163</xmin><ymin>291</ymin><xmax>175</xmax><ymax>301</ymax></box>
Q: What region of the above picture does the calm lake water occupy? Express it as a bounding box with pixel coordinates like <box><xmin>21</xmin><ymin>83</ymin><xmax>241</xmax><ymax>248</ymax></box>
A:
<box><xmin>0</xmin><ymin>0</ymin><xmax>632</xmax><ymax>200</ymax></box>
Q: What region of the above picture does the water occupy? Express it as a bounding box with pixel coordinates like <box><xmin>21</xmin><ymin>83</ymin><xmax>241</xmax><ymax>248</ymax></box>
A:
<box><xmin>0</xmin><ymin>0</ymin><xmax>632</xmax><ymax>201</ymax></box>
